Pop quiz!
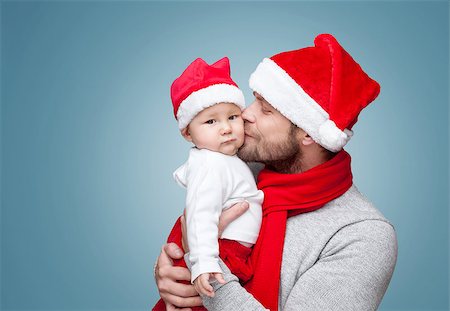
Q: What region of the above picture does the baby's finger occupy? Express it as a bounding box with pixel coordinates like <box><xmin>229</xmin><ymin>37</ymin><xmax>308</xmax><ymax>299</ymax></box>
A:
<box><xmin>196</xmin><ymin>282</ymin><xmax>209</xmax><ymax>297</ymax></box>
<box><xmin>201</xmin><ymin>278</ymin><xmax>214</xmax><ymax>297</ymax></box>
<box><xmin>214</xmin><ymin>273</ymin><xmax>226</xmax><ymax>284</ymax></box>
<box><xmin>194</xmin><ymin>282</ymin><xmax>205</xmax><ymax>297</ymax></box>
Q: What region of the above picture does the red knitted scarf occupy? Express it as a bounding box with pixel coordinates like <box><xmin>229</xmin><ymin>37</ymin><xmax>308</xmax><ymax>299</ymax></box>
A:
<box><xmin>244</xmin><ymin>150</ymin><xmax>353</xmax><ymax>310</ymax></box>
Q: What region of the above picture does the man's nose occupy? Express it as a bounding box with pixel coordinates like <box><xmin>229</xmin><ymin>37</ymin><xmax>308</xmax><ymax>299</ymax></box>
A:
<box><xmin>242</xmin><ymin>102</ymin><xmax>257</xmax><ymax>123</ymax></box>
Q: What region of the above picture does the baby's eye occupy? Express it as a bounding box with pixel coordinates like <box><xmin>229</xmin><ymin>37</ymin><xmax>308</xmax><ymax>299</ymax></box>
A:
<box><xmin>229</xmin><ymin>115</ymin><xmax>240</xmax><ymax>120</ymax></box>
<box><xmin>205</xmin><ymin>119</ymin><xmax>215</xmax><ymax>124</ymax></box>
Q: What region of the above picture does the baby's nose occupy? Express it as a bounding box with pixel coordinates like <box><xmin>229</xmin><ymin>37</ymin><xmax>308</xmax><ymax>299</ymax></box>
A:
<box><xmin>221</xmin><ymin>123</ymin><xmax>232</xmax><ymax>134</ymax></box>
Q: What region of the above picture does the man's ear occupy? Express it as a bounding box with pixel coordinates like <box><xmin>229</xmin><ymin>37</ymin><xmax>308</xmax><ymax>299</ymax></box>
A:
<box><xmin>181</xmin><ymin>127</ymin><xmax>192</xmax><ymax>142</ymax></box>
<box><xmin>301</xmin><ymin>134</ymin><xmax>315</xmax><ymax>146</ymax></box>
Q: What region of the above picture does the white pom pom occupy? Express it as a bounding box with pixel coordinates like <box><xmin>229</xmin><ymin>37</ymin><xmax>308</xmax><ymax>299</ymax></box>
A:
<box><xmin>318</xmin><ymin>120</ymin><xmax>350</xmax><ymax>152</ymax></box>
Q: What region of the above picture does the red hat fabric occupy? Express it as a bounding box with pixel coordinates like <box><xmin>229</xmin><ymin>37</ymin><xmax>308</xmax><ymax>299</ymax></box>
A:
<box><xmin>249</xmin><ymin>34</ymin><xmax>380</xmax><ymax>152</ymax></box>
<box><xmin>171</xmin><ymin>57</ymin><xmax>245</xmax><ymax>130</ymax></box>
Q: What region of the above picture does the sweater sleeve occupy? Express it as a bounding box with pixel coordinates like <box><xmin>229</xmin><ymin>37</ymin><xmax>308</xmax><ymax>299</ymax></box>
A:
<box><xmin>185</xmin><ymin>154</ymin><xmax>224</xmax><ymax>283</ymax></box>
<box><xmin>203</xmin><ymin>220</ymin><xmax>397</xmax><ymax>311</ymax></box>
<box><xmin>202</xmin><ymin>259</ymin><xmax>269</xmax><ymax>311</ymax></box>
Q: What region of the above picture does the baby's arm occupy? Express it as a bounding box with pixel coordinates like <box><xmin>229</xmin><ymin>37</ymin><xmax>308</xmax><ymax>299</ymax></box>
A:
<box><xmin>185</xmin><ymin>156</ymin><xmax>224</xmax><ymax>283</ymax></box>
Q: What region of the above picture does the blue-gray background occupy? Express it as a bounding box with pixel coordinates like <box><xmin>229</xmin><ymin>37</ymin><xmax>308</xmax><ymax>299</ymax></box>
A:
<box><xmin>1</xmin><ymin>1</ymin><xmax>448</xmax><ymax>310</ymax></box>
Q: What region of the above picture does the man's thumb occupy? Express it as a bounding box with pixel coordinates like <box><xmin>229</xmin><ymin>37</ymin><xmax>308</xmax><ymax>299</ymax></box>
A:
<box><xmin>164</xmin><ymin>242</ymin><xmax>184</xmax><ymax>259</ymax></box>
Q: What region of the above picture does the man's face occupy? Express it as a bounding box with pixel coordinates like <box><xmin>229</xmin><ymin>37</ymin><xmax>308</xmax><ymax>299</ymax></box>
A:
<box><xmin>238</xmin><ymin>92</ymin><xmax>301</xmax><ymax>163</ymax></box>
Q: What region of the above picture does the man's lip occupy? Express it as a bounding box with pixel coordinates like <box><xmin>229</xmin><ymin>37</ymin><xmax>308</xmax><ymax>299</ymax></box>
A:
<box><xmin>244</xmin><ymin>132</ymin><xmax>253</xmax><ymax>138</ymax></box>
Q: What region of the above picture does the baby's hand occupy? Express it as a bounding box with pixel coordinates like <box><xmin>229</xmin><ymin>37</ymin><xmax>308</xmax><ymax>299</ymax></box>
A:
<box><xmin>193</xmin><ymin>273</ymin><xmax>225</xmax><ymax>297</ymax></box>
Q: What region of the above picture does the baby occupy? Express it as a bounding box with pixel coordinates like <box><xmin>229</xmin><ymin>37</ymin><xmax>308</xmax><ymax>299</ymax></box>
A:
<box><xmin>153</xmin><ymin>57</ymin><xmax>263</xmax><ymax>309</ymax></box>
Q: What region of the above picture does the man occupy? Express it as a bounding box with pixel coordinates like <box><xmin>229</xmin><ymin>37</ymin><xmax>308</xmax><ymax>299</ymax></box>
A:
<box><xmin>155</xmin><ymin>34</ymin><xmax>398</xmax><ymax>311</ymax></box>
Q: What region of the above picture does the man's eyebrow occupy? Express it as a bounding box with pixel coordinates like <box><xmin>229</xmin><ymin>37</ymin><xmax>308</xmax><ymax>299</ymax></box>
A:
<box><xmin>253</xmin><ymin>91</ymin><xmax>263</xmax><ymax>100</ymax></box>
<box><xmin>261</xmin><ymin>101</ymin><xmax>272</xmax><ymax>109</ymax></box>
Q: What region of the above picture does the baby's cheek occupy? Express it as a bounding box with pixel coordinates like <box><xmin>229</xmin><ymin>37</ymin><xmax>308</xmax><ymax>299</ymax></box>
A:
<box><xmin>238</xmin><ymin>132</ymin><xmax>245</xmax><ymax>147</ymax></box>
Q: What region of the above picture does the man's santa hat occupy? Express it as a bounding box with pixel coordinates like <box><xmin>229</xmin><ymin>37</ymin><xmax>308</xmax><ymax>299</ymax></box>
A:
<box><xmin>249</xmin><ymin>34</ymin><xmax>380</xmax><ymax>152</ymax></box>
<box><xmin>171</xmin><ymin>57</ymin><xmax>245</xmax><ymax>130</ymax></box>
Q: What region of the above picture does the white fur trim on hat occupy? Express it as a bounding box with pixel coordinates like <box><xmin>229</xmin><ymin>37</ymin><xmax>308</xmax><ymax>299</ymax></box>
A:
<box><xmin>176</xmin><ymin>83</ymin><xmax>245</xmax><ymax>130</ymax></box>
<box><xmin>318</xmin><ymin>120</ymin><xmax>353</xmax><ymax>152</ymax></box>
<box><xmin>249</xmin><ymin>58</ymin><xmax>351</xmax><ymax>152</ymax></box>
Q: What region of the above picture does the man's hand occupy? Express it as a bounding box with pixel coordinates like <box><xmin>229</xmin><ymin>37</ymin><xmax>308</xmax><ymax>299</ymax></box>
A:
<box><xmin>155</xmin><ymin>201</ymin><xmax>250</xmax><ymax>309</ymax></box>
<box><xmin>155</xmin><ymin>243</ymin><xmax>201</xmax><ymax>310</ymax></box>
<box><xmin>218</xmin><ymin>201</ymin><xmax>250</xmax><ymax>237</ymax></box>
<box><xmin>180</xmin><ymin>200</ymin><xmax>251</xmax><ymax>252</ymax></box>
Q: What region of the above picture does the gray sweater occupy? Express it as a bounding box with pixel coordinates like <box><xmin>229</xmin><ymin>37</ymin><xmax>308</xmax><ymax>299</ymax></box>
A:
<box><xmin>201</xmin><ymin>185</ymin><xmax>398</xmax><ymax>311</ymax></box>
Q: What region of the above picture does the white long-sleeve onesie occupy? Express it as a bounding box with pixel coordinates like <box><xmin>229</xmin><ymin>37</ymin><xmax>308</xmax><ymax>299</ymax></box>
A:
<box><xmin>173</xmin><ymin>148</ymin><xmax>263</xmax><ymax>283</ymax></box>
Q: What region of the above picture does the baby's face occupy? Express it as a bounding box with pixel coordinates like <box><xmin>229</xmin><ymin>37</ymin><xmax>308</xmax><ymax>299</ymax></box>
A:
<box><xmin>182</xmin><ymin>103</ymin><xmax>244</xmax><ymax>156</ymax></box>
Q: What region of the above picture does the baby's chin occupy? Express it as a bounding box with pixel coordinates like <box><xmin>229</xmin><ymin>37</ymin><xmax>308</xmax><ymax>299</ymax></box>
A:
<box><xmin>216</xmin><ymin>141</ymin><xmax>243</xmax><ymax>156</ymax></box>
<box><xmin>219</xmin><ymin>145</ymin><xmax>241</xmax><ymax>156</ymax></box>
<box><xmin>220</xmin><ymin>148</ymin><xmax>239</xmax><ymax>156</ymax></box>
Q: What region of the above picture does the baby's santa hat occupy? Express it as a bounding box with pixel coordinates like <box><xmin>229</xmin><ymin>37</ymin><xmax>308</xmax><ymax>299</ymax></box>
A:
<box><xmin>249</xmin><ymin>34</ymin><xmax>380</xmax><ymax>152</ymax></box>
<box><xmin>171</xmin><ymin>57</ymin><xmax>245</xmax><ymax>130</ymax></box>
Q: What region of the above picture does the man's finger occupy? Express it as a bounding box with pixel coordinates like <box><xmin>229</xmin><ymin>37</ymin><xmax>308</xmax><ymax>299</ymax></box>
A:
<box><xmin>157</xmin><ymin>265</ymin><xmax>192</xmax><ymax>283</ymax></box>
<box><xmin>156</xmin><ymin>243</ymin><xmax>183</xmax><ymax>276</ymax></box>
<box><xmin>165</xmin><ymin>301</ymin><xmax>192</xmax><ymax>311</ymax></box>
<box><xmin>218</xmin><ymin>201</ymin><xmax>250</xmax><ymax>236</ymax></box>
<box><xmin>171</xmin><ymin>282</ymin><xmax>199</xmax><ymax>298</ymax></box>
<box><xmin>163</xmin><ymin>242</ymin><xmax>184</xmax><ymax>260</ymax></box>
<box><xmin>157</xmin><ymin>275</ymin><xmax>198</xmax><ymax>297</ymax></box>
<box><xmin>180</xmin><ymin>215</ymin><xmax>189</xmax><ymax>253</ymax></box>
<box><xmin>163</xmin><ymin>294</ymin><xmax>202</xmax><ymax>309</ymax></box>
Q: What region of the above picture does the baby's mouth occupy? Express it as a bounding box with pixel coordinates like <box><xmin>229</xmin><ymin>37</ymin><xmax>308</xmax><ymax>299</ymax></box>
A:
<box><xmin>222</xmin><ymin>138</ymin><xmax>236</xmax><ymax>144</ymax></box>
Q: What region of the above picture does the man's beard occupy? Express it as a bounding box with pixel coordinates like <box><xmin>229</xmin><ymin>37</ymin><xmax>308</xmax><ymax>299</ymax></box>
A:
<box><xmin>238</xmin><ymin>124</ymin><xmax>301</xmax><ymax>167</ymax></box>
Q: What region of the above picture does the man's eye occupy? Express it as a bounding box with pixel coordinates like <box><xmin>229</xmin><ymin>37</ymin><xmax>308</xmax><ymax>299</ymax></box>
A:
<box><xmin>205</xmin><ymin>119</ymin><xmax>215</xmax><ymax>124</ymax></box>
<box><xmin>260</xmin><ymin>103</ymin><xmax>272</xmax><ymax>114</ymax></box>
